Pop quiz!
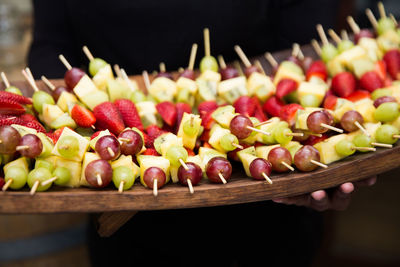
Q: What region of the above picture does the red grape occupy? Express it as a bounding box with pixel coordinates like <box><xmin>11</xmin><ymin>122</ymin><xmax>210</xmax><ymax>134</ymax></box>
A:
<box><xmin>249</xmin><ymin>158</ymin><xmax>272</xmax><ymax>180</ymax></box>
<box><xmin>294</xmin><ymin>145</ymin><xmax>320</xmax><ymax>172</ymax></box>
<box><xmin>373</xmin><ymin>96</ymin><xmax>397</xmax><ymax>108</ymax></box>
<box><xmin>0</xmin><ymin>125</ymin><xmax>21</xmax><ymax>154</ymax></box>
<box><xmin>267</xmin><ymin>147</ymin><xmax>292</xmax><ymax>172</ymax></box>
<box><xmin>220</xmin><ymin>67</ymin><xmax>239</xmax><ymax>81</ymax></box>
<box><xmin>118</xmin><ymin>130</ymin><xmax>143</xmax><ymax>156</ymax></box>
<box><xmin>52</xmin><ymin>86</ymin><xmax>70</xmax><ymax>102</ymax></box>
<box><xmin>244</xmin><ymin>65</ymin><xmax>260</xmax><ymax>78</ymax></box>
<box><xmin>206</xmin><ymin>157</ymin><xmax>232</xmax><ymax>183</ymax></box>
<box><xmin>156</xmin><ymin>72</ymin><xmax>173</xmax><ymax>80</ymax></box>
<box><xmin>354</xmin><ymin>29</ymin><xmax>375</xmax><ymax>44</ymax></box>
<box><xmin>307</xmin><ymin>110</ymin><xmax>332</xmax><ymax>134</ymax></box>
<box><xmin>230</xmin><ymin>115</ymin><xmax>253</xmax><ymax>139</ymax></box>
<box><xmin>17</xmin><ymin>134</ymin><xmax>43</xmax><ymax>158</ymax></box>
<box><xmin>287</xmin><ymin>55</ymin><xmax>302</xmax><ymax>67</ymax></box>
<box><xmin>64</xmin><ymin>67</ymin><xmax>85</xmax><ymax>90</ymax></box>
<box><xmin>143</xmin><ymin>167</ymin><xmax>166</xmax><ymax>189</ymax></box>
<box><xmin>180</xmin><ymin>69</ymin><xmax>195</xmax><ymax>80</ymax></box>
<box><xmin>340</xmin><ymin>110</ymin><xmax>364</xmax><ymax>132</ymax></box>
<box><xmin>85</xmin><ymin>159</ymin><xmax>113</xmax><ymax>188</ymax></box>
<box><xmin>95</xmin><ymin>135</ymin><xmax>120</xmax><ymax>161</ymax></box>
<box><xmin>301</xmin><ymin>57</ymin><xmax>314</xmax><ymax>73</ymax></box>
<box><xmin>178</xmin><ymin>162</ymin><xmax>202</xmax><ymax>186</ymax></box>
<box><xmin>291</xmin><ymin>128</ymin><xmax>309</xmax><ymax>142</ymax></box>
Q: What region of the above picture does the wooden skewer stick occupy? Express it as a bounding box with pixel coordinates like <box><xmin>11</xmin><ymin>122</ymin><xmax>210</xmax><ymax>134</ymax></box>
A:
<box><xmin>159</xmin><ymin>62</ymin><xmax>166</xmax><ymax>73</ymax></box>
<box><xmin>311</xmin><ymin>39</ymin><xmax>322</xmax><ymax>56</ymax></box>
<box><xmin>328</xmin><ymin>29</ymin><xmax>342</xmax><ymax>44</ymax></box>
<box><xmin>390</xmin><ymin>14</ymin><xmax>398</xmax><ymax>26</ymax></box>
<box><xmin>254</xmin><ymin>119</ymin><xmax>273</xmax><ymax>127</ymax></box>
<box><xmin>82</xmin><ymin>46</ymin><xmax>95</xmax><ymax>61</ymax></box>
<box><xmin>107</xmin><ymin>147</ymin><xmax>115</xmax><ymax>158</ymax></box>
<box><xmin>96</xmin><ymin>173</ymin><xmax>103</xmax><ymax>186</ymax></box>
<box><xmin>393</xmin><ymin>135</ymin><xmax>400</xmax><ymax>139</ymax></box>
<box><xmin>120</xmin><ymin>68</ymin><xmax>136</xmax><ymax>92</ymax></box>
<box><xmin>16</xmin><ymin>145</ymin><xmax>30</xmax><ymax>151</ymax></box>
<box><xmin>41</xmin><ymin>176</ymin><xmax>58</xmax><ymax>187</ymax></box>
<box><xmin>59</xmin><ymin>54</ymin><xmax>72</xmax><ymax>70</ymax></box>
<box><xmin>187</xmin><ymin>179</ymin><xmax>194</xmax><ymax>194</ymax></box>
<box><xmin>354</xmin><ymin>121</ymin><xmax>370</xmax><ymax>137</ymax></box>
<box><xmin>25</xmin><ymin>67</ymin><xmax>35</xmax><ymax>82</ymax></box>
<box><xmin>153</xmin><ymin>179</ymin><xmax>158</xmax><ymax>197</ymax></box>
<box><xmin>118</xmin><ymin>181</ymin><xmax>125</xmax><ymax>194</ymax></box>
<box><xmin>234</xmin><ymin>45</ymin><xmax>252</xmax><ymax>68</ymax></box>
<box><xmin>264</xmin><ymin>52</ymin><xmax>278</xmax><ymax>69</ymax></box>
<box><xmin>1</xmin><ymin>72</ymin><xmax>10</xmax><ymax>88</ymax></box>
<box><xmin>262</xmin><ymin>173</ymin><xmax>273</xmax><ymax>184</ymax></box>
<box><xmin>218</xmin><ymin>55</ymin><xmax>227</xmax><ymax>69</ymax></box>
<box><xmin>246</xmin><ymin>126</ymin><xmax>271</xmax><ymax>136</ymax></box>
<box><xmin>353</xmin><ymin>147</ymin><xmax>376</xmax><ymax>152</ymax></box>
<box><xmin>233</xmin><ymin>60</ymin><xmax>244</xmax><ymax>76</ymax></box>
<box><xmin>30</xmin><ymin>180</ymin><xmax>40</xmax><ymax>195</ymax></box>
<box><xmin>254</xmin><ymin>60</ymin><xmax>266</xmax><ymax>75</ymax></box>
<box><xmin>371</xmin><ymin>142</ymin><xmax>393</xmax><ymax>148</ymax></box>
<box><xmin>142</xmin><ymin>71</ymin><xmax>151</xmax><ymax>93</ymax></box>
<box><xmin>178</xmin><ymin>67</ymin><xmax>184</xmax><ymax>73</ymax></box>
<box><xmin>232</xmin><ymin>143</ymin><xmax>244</xmax><ymax>149</ymax></box>
<box><xmin>377</xmin><ymin>1</ymin><xmax>386</xmax><ymax>18</ymax></box>
<box><xmin>366</xmin><ymin>8</ymin><xmax>379</xmax><ymax>30</ymax></box>
<box><xmin>347</xmin><ymin>16</ymin><xmax>361</xmax><ymax>34</ymax></box>
<box><xmin>297</xmin><ymin>46</ymin><xmax>305</xmax><ymax>61</ymax></box>
<box><xmin>179</xmin><ymin>159</ymin><xmax>189</xmax><ymax>171</ymax></box>
<box><xmin>310</xmin><ymin>160</ymin><xmax>328</xmax><ymax>169</ymax></box>
<box><xmin>41</xmin><ymin>76</ymin><xmax>56</xmax><ymax>91</ymax></box>
<box><xmin>341</xmin><ymin>30</ymin><xmax>349</xmax><ymax>41</ymax></box>
<box><xmin>281</xmin><ymin>161</ymin><xmax>295</xmax><ymax>171</ymax></box>
<box><xmin>285</xmin><ymin>132</ymin><xmax>304</xmax><ymax>137</ymax></box>
<box><xmin>218</xmin><ymin>173</ymin><xmax>227</xmax><ymax>184</ymax></box>
<box><xmin>203</xmin><ymin>28</ymin><xmax>211</xmax><ymax>57</ymax></box>
<box><xmin>316</xmin><ymin>24</ymin><xmax>329</xmax><ymax>46</ymax></box>
<box><xmin>118</xmin><ymin>137</ymin><xmax>131</xmax><ymax>143</ymax></box>
<box><xmin>292</xmin><ymin>43</ymin><xmax>300</xmax><ymax>57</ymax></box>
<box><xmin>188</xmin><ymin>43</ymin><xmax>198</xmax><ymax>71</ymax></box>
<box><xmin>113</xmin><ymin>64</ymin><xmax>123</xmax><ymax>79</ymax></box>
<box><xmin>320</xmin><ymin>123</ymin><xmax>344</xmax><ymax>133</ymax></box>
<box><xmin>2</xmin><ymin>179</ymin><xmax>12</xmax><ymax>192</ymax></box>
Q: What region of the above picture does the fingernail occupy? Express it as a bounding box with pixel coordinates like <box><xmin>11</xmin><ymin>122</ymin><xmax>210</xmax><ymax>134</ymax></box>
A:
<box><xmin>368</xmin><ymin>177</ymin><xmax>377</xmax><ymax>186</ymax></box>
<box><xmin>311</xmin><ymin>191</ymin><xmax>326</xmax><ymax>201</ymax></box>
<box><xmin>273</xmin><ymin>199</ymin><xmax>283</xmax><ymax>203</ymax></box>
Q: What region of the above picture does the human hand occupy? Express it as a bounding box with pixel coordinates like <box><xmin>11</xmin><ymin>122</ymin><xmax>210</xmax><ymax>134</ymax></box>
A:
<box><xmin>272</xmin><ymin>176</ymin><xmax>377</xmax><ymax>211</ymax></box>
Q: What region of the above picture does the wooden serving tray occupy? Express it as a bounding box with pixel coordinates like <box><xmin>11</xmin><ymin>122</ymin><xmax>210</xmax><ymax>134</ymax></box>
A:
<box><xmin>1</xmin><ymin>46</ymin><xmax>399</xmax><ymax>215</ymax></box>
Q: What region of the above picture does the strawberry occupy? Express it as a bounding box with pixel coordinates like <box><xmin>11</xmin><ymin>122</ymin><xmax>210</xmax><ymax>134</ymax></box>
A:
<box><xmin>306</xmin><ymin>60</ymin><xmax>328</xmax><ymax>81</ymax></box>
<box><xmin>201</xmin><ymin>111</ymin><xmax>215</xmax><ymax>130</ymax></box>
<box><xmin>303</xmin><ymin>133</ymin><xmax>329</xmax><ymax>146</ymax></box>
<box><xmin>71</xmin><ymin>104</ymin><xmax>96</xmax><ymax>128</ymax></box>
<box><xmin>0</xmin><ymin>99</ymin><xmax>25</xmax><ymax>116</ymax></box>
<box><xmin>114</xmin><ymin>99</ymin><xmax>143</xmax><ymax>131</ymax></box>
<box><xmin>0</xmin><ymin>91</ymin><xmax>32</xmax><ymax>105</ymax></box>
<box><xmin>331</xmin><ymin>72</ymin><xmax>356</xmax><ymax>97</ymax></box>
<box><xmin>375</xmin><ymin>60</ymin><xmax>387</xmax><ymax>80</ymax></box>
<box><xmin>45</xmin><ymin>132</ymin><xmax>57</xmax><ymax>144</ymax></box>
<box><xmin>203</xmin><ymin>142</ymin><xmax>212</xmax><ymax>149</ymax></box>
<box><xmin>185</xmin><ymin>148</ymin><xmax>195</xmax><ymax>157</ymax></box>
<box><xmin>141</xmin><ymin>148</ymin><xmax>160</xmax><ymax>156</ymax></box>
<box><xmin>53</xmin><ymin>127</ymin><xmax>67</xmax><ymax>142</ymax></box>
<box><xmin>175</xmin><ymin>102</ymin><xmax>192</xmax><ymax>131</ymax></box>
<box><xmin>0</xmin><ymin>178</ymin><xmax>5</xmax><ymax>190</ymax></box>
<box><xmin>251</xmin><ymin>97</ymin><xmax>268</xmax><ymax>122</ymax></box>
<box><xmin>263</xmin><ymin>96</ymin><xmax>285</xmax><ymax>117</ymax></box>
<box><xmin>198</xmin><ymin>101</ymin><xmax>218</xmax><ymax>116</ymax></box>
<box><xmin>20</xmin><ymin>113</ymin><xmax>38</xmax><ymax>123</ymax></box>
<box><xmin>156</xmin><ymin>101</ymin><xmax>177</xmax><ymax>127</ymax></box>
<box><xmin>276</xmin><ymin>78</ymin><xmax>298</xmax><ymax>100</ymax></box>
<box><xmin>93</xmin><ymin>102</ymin><xmax>125</xmax><ymax>135</ymax></box>
<box><xmin>345</xmin><ymin>90</ymin><xmax>370</xmax><ymax>102</ymax></box>
<box><xmin>233</xmin><ymin>96</ymin><xmax>256</xmax><ymax>117</ymax></box>
<box><xmin>323</xmin><ymin>95</ymin><xmax>338</xmax><ymax>110</ymax></box>
<box><xmin>383</xmin><ymin>49</ymin><xmax>400</xmax><ymax>80</ymax></box>
<box><xmin>359</xmin><ymin>71</ymin><xmax>383</xmax><ymax>92</ymax></box>
<box><xmin>279</xmin><ymin>103</ymin><xmax>303</xmax><ymax>126</ymax></box>
<box><xmin>199</xmin><ymin>129</ymin><xmax>210</xmax><ymax>142</ymax></box>
<box><xmin>145</xmin><ymin>125</ymin><xmax>167</xmax><ymax>148</ymax></box>
<box><xmin>0</xmin><ymin>116</ymin><xmax>46</xmax><ymax>132</ymax></box>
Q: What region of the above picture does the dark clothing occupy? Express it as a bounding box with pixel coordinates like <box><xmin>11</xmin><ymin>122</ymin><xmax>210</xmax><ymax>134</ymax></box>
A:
<box><xmin>29</xmin><ymin>1</ymin><xmax>337</xmax><ymax>266</ymax></box>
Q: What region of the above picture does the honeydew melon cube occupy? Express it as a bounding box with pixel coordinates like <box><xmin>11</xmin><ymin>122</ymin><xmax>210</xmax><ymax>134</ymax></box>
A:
<box><xmin>208</xmin><ymin>124</ymin><xmax>231</xmax><ymax>152</ymax></box>
<box><xmin>52</xmin><ymin>127</ymin><xmax>89</xmax><ymax>162</ymax></box>
<box><xmin>283</xmin><ymin>141</ymin><xmax>302</xmax><ymax>162</ymax></box>
<box><xmin>55</xmin><ymin>156</ymin><xmax>82</xmax><ymax>187</ymax></box>
<box><xmin>4</xmin><ymin>157</ymin><xmax>30</xmax><ymax>174</ymax></box>
<box><xmin>217</xmin><ymin>76</ymin><xmax>248</xmax><ymax>104</ymax></box>
<box><xmin>358</xmin><ymin>37</ymin><xmax>382</xmax><ymax>62</ymax></box>
<box><xmin>107</xmin><ymin>78</ymin><xmax>131</xmax><ymax>102</ymax></box>
<box><xmin>79</xmin><ymin>90</ymin><xmax>109</xmax><ymax>110</ymax></box>
<box><xmin>49</xmin><ymin>113</ymin><xmax>77</xmax><ymax>130</ymax></box>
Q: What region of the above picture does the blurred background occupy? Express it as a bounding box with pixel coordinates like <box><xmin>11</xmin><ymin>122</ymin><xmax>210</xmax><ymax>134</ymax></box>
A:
<box><xmin>0</xmin><ymin>0</ymin><xmax>399</xmax><ymax>266</ymax></box>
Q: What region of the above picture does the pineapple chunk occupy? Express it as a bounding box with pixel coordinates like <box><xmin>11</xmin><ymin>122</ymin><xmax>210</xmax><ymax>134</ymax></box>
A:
<box><xmin>107</xmin><ymin>78</ymin><xmax>131</xmax><ymax>102</ymax></box>
<box><xmin>79</xmin><ymin>90</ymin><xmax>109</xmax><ymax>110</ymax></box>
<box><xmin>137</xmin><ymin>155</ymin><xmax>171</xmax><ymax>186</ymax></box>
<box><xmin>255</xmin><ymin>145</ymin><xmax>280</xmax><ymax>159</ymax></box>
<box><xmin>358</xmin><ymin>37</ymin><xmax>382</xmax><ymax>62</ymax></box>
<box><xmin>354</xmin><ymin>98</ymin><xmax>377</xmax><ymax>123</ymax></box>
<box><xmin>255</xmin><ymin>117</ymin><xmax>280</xmax><ymax>145</ymax></box>
<box><xmin>177</xmin><ymin>113</ymin><xmax>202</xmax><ymax>150</ymax></box>
<box><xmin>333</xmin><ymin>99</ymin><xmax>356</xmax><ymax>121</ymax></box>
<box><xmin>295</xmin><ymin>108</ymin><xmax>323</xmax><ymax>130</ymax></box>
<box><xmin>169</xmin><ymin>166</ymin><xmax>179</xmax><ymax>183</ymax></box>
<box><xmin>199</xmin><ymin>70</ymin><xmax>221</xmax><ymax>83</ymax></box>
<box><xmin>198</xmin><ymin>147</ymin><xmax>227</xmax><ymax>166</ymax></box>
<box><xmin>52</xmin><ymin>127</ymin><xmax>89</xmax><ymax>162</ymax></box>
<box><xmin>297</xmin><ymin>80</ymin><xmax>327</xmax><ymax>104</ymax></box>
<box><xmin>92</xmin><ymin>64</ymin><xmax>114</xmax><ymax>91</ymax></box>
<box><xmin>273</xmin><ymin>61</ymin><xmax>305</xmax><ymax>85</ymax></box>
<box><xmin>187</xmin><ymin>155</ymin><xmax>205</xmax><ymax>172</ymax></box>
<box><xmin>42</xmin><ymin>104</ymin><xmax>64</xmax><ymax>126</ymax></box>
<box><xmin>208</xmin><ymin>124</ymin><xmax>231</xmax><ymax>152</ymax></box>
<box><xmin>154</xmin><ymin>133</ymin><xmax>183</xmax><ymax>156</ymax></box>
<box><xmin>55</xmin><ymin>156</ymin><xmax>82</xmax><ymax>187</ymax></box>
<box><xmin>176</xmin><ymin>77</ymin><xmax>198</xmax><ymax>94</ymax></box>
<box><xmin>335</xmin><ymin>46</ymin><xmax>367</xmax><ymax>68</ymax></box>
<box><xmin>73</xmin><ymin>75</ymin><xmax>99</xmax><ymax>100</ymax></box>
<box><xmin>237</xmin><ymin>149</ymin><xmax>258</xmax><ymax>177</ymax></box>
<box><xmin>313</xmin><ymin>134</ymin><xmax>348</xmax><ymax>164</ymax></box>
<box><xmin>57</xmin><ymin>91</ymin><xmax>78</xmax><ymax>112</ymax></box>
<box><xmin>217</xmin><ymin>76</ymin><xmax>248</xmax><ymax>104</ymax></box>
<box><xmin>389</xmin><ymin>84</ymin><xmax>400</xmax><ymax>103</ymax></box>
<box><xmin>283</xmin><ymin>141</ymin><xmax>302</xmax><ymax>162</ymax></box>
<box><xmin>211</xmin><ymin>105</ymin><xmax>237</xmax><ymax>128</ymax></box>
<box><xmin>111</xmin><ymin>155</ymin><xmax>140</xmax><ymax>181</ymax></box>
<box><xmin>247</xmin><ymin>72</ymin><xmax>275</xmax><ymax>101</ymax></box>
<box><xmin>80</xmin><ymin>152</ymin><xmax>100</xmax><ymax>186</ymax></box>
<box><xmin>377</xmin><ymin>29</ymin><xmax>400</xmax><ymax>52</ymax></box>
<box><xmin>4</xmin><ymin>157</ymin><xmax>30</xmax><ymax>174</ymax></box>
<box><xmin>149</xmin><ymin>77</ymin><xmax>177</xmax><ymax>103</ymax></box>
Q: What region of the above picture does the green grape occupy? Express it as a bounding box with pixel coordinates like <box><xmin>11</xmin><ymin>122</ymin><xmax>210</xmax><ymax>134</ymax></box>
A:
<box><xmin>273</xmin><ymin>125</ymin><xmax>292</xmax><ymax>145</ymax></box>
<box><xmin>35</xmin><ymin>159</ymin><xmax>54</xmax><ymax>172</ymax></box>
<box><xmin>112</xmin><ymin>166</ymin><xmax>135</xmax><ymax>191</ymax></box>
<box><xmin>183</xmin><ymin>117</ymin><xmax>200</xmax><ymax>137</ymax></box>
<box><xmin>353</xmin><ymin>134</ymin><xmax>373</xmax><ymax>152</ymax></box>
<box><xmin>53</xmin><ymin>166</ymin><xmax>71</xmax><ymax>186</ymax></box>
<box><xmin>335</xmin><ymin>139</ymin><xmax>356</xmax><ymax>156</ymax></box>
<box><xmin>375</xmin><ymin>124</ymin><xmax>399</xmax><ymax>144</ymax></box>
<box><xmin>5</xmin><ymin>166</ymin><xmax>27</xmax><ymax>190</ymax></box>
<box><xmin>371</xmin><ymin>89</ymin><xmax>392</xmax><ymax>100</ymax></box>
<box><xmin>5</xmin><ymin>86</ymin><xmax>22</xmax><ymax>95</ymax></box>
<box><xmin>377</xmin><ymin>18</ymin><xmax>396</xmax><ymax>35</ymax></box>
<box><xmin>27</xmin><ymin>168</ymin><xmax>53</xmax><ymax>192</ymax></box>
<box><xmin>373</xmin><ymin>102</ymin><xmax>400</xmax><ymax>122</ymax></box>
<box><xmin>57</xmin><ymin>136</ymin><xmax>79</xmax><ymax>159</ymax></box>
<box><xmin>321</xmin><ymin>43</ymin><xmax>338</xmax><ymax>63</ymax></box>
<box><xmin>200</xmin><ymin>56</ymin><xmax>218</xmax><ymax>73</ymax></box>
<box><xmin>165</xmin><ymin>145</ymin><xmax>188</xmax><ymax>167</ymax></box>
<box><xmin>337</xmin><ymin>40</ymin><xmax>354</xmax><ymax>53</ymax></box>
<box><xmin>32</xmin><ymin>91</ymin><xmax>55</xmax><ymax>113</ymax></box>
<box><xmin>89</xmin><ymin>58</ymin><xmax>108</xmax><ymax>76</ymax></box>
<box><xmin>300</xmin><ymin>94</ymin><xmax>321</xmax><ymax>107</ymax></box>
<box><xmin>220</xmin><ymin>133</ymin><xmax>239</xmax><ymax>152</ymax></box>
<box><xmin>130</xmin><ymin>90</ymin><xmax>147</xmax><ymax>103</ymax></box>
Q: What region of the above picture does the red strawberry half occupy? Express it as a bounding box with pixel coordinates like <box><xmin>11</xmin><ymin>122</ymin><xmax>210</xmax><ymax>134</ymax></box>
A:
<box><xmin>114</xmin><ymin>99</ymin><xmax>143</xmax><ymax>131</ymax></box>
<box><xmin>156</xmin><ymin>101</ymin><xmax>177</xmax><ymax>127</ymax></box>
<box><xmin>233</xmin><ymin>96</ymin><xmax>255</xmax><ymax>117</ymax></box>
<box><xmin>141</xmin><ymin>148</ymin><xmax>160</xmax><ymax>156</ymax></box>
<box><xmin>279</xmin><ymin>103</ymin><xmax>303</xmax><ymax>126</ymax></box>
<box><xmin>383</xmin><ymin>49</ymin><xmax>400</xmax><ymax>80</ymax></box>
<box><xmin>276</xmin><ymin>78</ymin><xmax>298</xmax><ymax>100</ymax></box>
<box><xmin>198</xmin><ymin>101</ymin><xmax>218</xmax><ymax>116</ymax></box>
<box><xmin>251</xmin><ymin>97</ymin><xmax>267</xmax><ymax>122</ymax></box>
<box><xmin>331</xmin><ymin>72</ymin><xmax>356</xmax><ymax>97</ymax></box>
<box><xmin>306</xmin><ymin>60</ymin><xmax>328</xmax><ymax>81</ymax></box>
<box><xmin>345</xmin><ymin>90</ymin><xmax>370</xmax><ymax>102</ymax></box>
<box><xmin>71</xmin><ymin>104</ymin><xmax>96</xmax><ymax>128</ymax></box>
<box><xmin>175</xmin><ymin>102</ymin><xmax>192</xmax><ymax>132</ymax></box>
<box><xmin>263</xmin><ymin>96</ymin><xmax>285</xmax><ymax>117</ymax></box>
<box><xmin>93</xmin><ymin>102</ymin><xmax>125</xmax><ymax>135</ymax></box>
<box><xmin>359</xmin><ymin>71</ymin><xmax>383</xmax><ymax>92</ymax></box>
